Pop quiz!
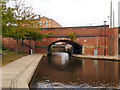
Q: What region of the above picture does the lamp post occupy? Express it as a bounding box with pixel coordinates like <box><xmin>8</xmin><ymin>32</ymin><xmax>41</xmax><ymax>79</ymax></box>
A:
<box><xmin>104</xmin><ymin>21</ymin><xmax>107</xmax><ymax>56</ymax></box>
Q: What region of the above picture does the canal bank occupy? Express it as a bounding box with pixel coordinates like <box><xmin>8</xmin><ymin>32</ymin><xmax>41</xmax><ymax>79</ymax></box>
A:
<box><xmin>29</xmin><ymin>52</ymin><xmax>120</xmax><ymax>89</ymax></box>
<box><xmin>2</xmin><ymin>54</ymin><xmax>43</xmax><ymax>88</ymax></box>
<box><xmin>72</xmin><ymin>54</ymin><xmax>120</xmax><ymax>61</ymax></box>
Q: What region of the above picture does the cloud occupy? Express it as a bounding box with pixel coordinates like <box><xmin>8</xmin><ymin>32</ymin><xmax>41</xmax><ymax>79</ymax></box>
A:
<box><xmin>8</xmin><ymin>0</ymin><xmax>120</xmax><ymax>27</ymax></box>
<box><xmin>46</xmin><ymin>0</ymin><xmax>110</xmax><ymax>26</ymax></box>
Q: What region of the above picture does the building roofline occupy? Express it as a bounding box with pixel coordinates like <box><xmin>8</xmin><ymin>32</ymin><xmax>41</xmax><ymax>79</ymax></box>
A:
<box><xmin>50</xmin><ymin>19</ymin><xmax>62</xmax><ymax>26</ymax></box>
<box><xmin>41</xmin><ymin>16</ymin><xmax>62</xmax><ymax>26</ymax></box>
<box><xmin>39</xmin><ymin>25</ymin><xmax>109</xmax><ymax>30</ymax></box>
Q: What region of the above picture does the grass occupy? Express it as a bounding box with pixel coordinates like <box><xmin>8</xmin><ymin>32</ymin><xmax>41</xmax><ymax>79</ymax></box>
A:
<box><xmin>1</xmin><ymin>49</ymin><xmax>28</xmax><ymax>66</ymax></box>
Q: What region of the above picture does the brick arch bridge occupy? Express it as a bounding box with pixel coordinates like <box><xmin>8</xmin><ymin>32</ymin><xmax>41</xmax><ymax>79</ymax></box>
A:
<box><xmin>34</xmin><ymin>25</ymin><xmax>114</xmax><ymax>55</ymax></box>
<box><xmin>2</xmin><ymin>25</ymin><xmax>118</xmax><ymax>55</ymax></box>
<box><xmin>35</xmin><ymin>36</ymin><xmax>83</xmax><ymax>54</ymax></box>
<box><xmin>47</xmin><ymin>40</ymin><xmax>82</xmax><ymax>54</ymax></box>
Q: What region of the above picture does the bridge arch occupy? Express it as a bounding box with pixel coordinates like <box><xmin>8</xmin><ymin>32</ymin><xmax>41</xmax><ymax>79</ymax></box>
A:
<box><xmin>48</xmin><ymin>40</ymin><xmax>82</xmax><ymax>55</ymax></box>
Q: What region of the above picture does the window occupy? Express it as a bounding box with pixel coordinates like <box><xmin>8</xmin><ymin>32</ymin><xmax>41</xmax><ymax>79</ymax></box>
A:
<box><xmin>46</xmin><ymin>24</ymin><xmax>48</xmax><ymax>26</ymax></box>
<box><xmin>49</xmin><ymin>21</ymin><xmax>51</xmax><ymax>23</ymax></box>
<box><xmin>46</xmin><ymin>21</ymin><xmax>48</xmax><ymax>23</ymax></box>
<box><xmin>43</xmin><ymin>21</ymin><xmax>45</xmax><ymax>23</ymax></box>
<box><xmin>40</xmin><ymin>24</ymin><xmax>42</xmax><ymax>26</ymax></box>
<box><xmin>40</xmin><ymin>21</ymin><xmax>42</xmax><ymax>23</ymax></box>
<box><xmin>49</xmin><ymin>24</ymin><xmax>51</xmax><ymax>26</ymax></box>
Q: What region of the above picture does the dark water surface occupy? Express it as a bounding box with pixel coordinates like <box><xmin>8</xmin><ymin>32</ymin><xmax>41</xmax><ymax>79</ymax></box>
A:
<box><xmin>29</xmin><ymin>52</ymin><xmax>120</xmax><ymax>89</ymax></box>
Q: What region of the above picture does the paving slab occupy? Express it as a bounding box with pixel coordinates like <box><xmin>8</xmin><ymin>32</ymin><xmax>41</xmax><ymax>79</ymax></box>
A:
<box><xmin>1</xmin><ymin>54</ymin><xmax>43</xmax><ymax>89</ymax></box>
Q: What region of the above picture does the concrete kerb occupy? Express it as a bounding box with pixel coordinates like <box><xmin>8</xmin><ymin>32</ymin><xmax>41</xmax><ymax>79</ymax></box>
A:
<box><xmin>2</xmin><ymin>54</ymin><xmax>43</xmax><ymax>89</ymax></box>
<box><xmin>11</xmin><ymin>54</ymin><xmax>43</xmax><ymax>88</ymax></box>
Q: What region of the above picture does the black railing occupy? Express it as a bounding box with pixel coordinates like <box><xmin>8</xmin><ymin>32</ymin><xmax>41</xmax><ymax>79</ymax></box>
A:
<box><xmin>23</xmin><ymin>42</ymin><xmax>31</xmax><ymax>48</ymax></box>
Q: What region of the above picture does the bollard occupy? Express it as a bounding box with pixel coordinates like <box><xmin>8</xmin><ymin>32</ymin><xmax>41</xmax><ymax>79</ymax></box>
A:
<box><xmin>31</xmin><ymin>49</ymin><xmax>33</xmax><ymax>54</ymax></box>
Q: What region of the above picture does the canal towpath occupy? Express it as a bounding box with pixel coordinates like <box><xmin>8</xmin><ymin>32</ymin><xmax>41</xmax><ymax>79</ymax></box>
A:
<box><xmin>72</xmin><ymin>54</ymin><xmax>120</xmax><ymax>61</ymax></box>
<box><xmin>1</xmin><ymin>54</ymin><xmax>43</xmax><ymax>89</ymax></box>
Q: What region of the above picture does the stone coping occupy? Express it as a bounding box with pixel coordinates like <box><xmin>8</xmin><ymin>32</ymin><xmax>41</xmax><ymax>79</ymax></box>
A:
<box><xmin>2</xmin><ymin>54</ymin><xmax>43</xmax><ymax>89</ymax></box>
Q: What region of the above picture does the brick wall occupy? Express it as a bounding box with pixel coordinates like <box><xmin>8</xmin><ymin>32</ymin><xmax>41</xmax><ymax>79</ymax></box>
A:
<box><xmin>2</xmin><ymin>25</ymin><xmax>118</xmax><ymax>56</ymax></box>
<box><xmin>107</xmin><ymin>27</ymin><xmax>118</xmax><ymax>56</ymax></box>
<box><xmin>2</xmin><ymin>38</ymin><xmax>34</xmax><ymax>53</ymax></box>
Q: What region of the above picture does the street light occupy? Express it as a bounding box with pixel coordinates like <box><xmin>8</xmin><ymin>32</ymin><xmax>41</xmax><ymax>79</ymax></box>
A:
<box><xmin>104</xmin><ymin>21</ymin><xmax>107</xmax><ymax>56</ymax></box>
<box><xmin>107</xmin><ymin>16</ymin><xmax>109</xmax><ymax>26</ymax></box>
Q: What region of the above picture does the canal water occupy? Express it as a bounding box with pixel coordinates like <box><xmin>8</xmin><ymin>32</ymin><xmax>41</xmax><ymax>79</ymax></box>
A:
<box><xmin>29</xmin><ymin>52</ymin><xmax>120</xmax><ymax>89</ymax></box>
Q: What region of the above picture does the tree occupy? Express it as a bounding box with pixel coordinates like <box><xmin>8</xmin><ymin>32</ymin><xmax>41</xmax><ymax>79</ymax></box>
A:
<box><xmin>68</xmin><ymin>33</ymin><xmax>76</xmax><ymax>42</ymax></box>
<box><xmin>2</xmin><ymin>0</ymin><xmax>38</xmax><ymax>54</ymax></box>
<box><xmin>13</xmin><ymin>0</ymin><xmax>40</xmax><ymax>54</ymax></box>
<box><xmin>2</xmin><ymin>0</ymin><xmax>51</xmax><ymax>54</ymax></box>
<box><xmin>5</xmin><ymin>26</ymin><xmax>28</xmax><ymax>53</ymax></box>
<box><xmin>1</xmin><ymin>0</ymin><xmax>18</xmax><ymax>53</ymax></box>
<box><xmin>1</xmin><ymin>0</ymin><xmax>16</xmax><ymax>37</ymax></box>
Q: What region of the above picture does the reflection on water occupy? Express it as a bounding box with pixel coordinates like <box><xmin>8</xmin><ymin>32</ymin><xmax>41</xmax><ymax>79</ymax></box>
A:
<box><xmin>51</xmin><ymin>52</ymin><xmax>69</xmax><ymax>65</ymax></box>
<box><xmin>29</xmin><ymin>52</ymin><xmax>120</xmax><ymax>89</ymax></box>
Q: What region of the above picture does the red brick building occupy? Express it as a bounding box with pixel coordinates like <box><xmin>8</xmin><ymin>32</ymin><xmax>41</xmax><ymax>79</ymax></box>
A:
<box><xmin>33</xmin><ymin>16</ymin><xmax>62</xmax><ymax>28</ymax></box>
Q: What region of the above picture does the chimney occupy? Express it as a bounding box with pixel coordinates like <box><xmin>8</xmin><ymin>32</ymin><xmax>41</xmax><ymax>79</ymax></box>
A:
<box><xmin>113</xmin><ymin>10</ymin><xmax>115</xmax><ymax>28</ymax></box>
<box><xmin>110</xmin><ymin>0</ymin><xmax>112</xmax><ymax>28</ymax></box>
<box><xmin>118</xmin><ymin>1</ymin><xmax>120</xmax><ymax>27</ymax></box>
<box><xmin>38</xmin><ymin>15</ymin><xmax>40</xmax><ymax>20</ymax></box>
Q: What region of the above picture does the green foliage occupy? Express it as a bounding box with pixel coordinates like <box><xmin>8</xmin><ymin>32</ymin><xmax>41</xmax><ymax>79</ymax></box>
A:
<box><xmin>0</xmin><ymin>0</ymin><xmax>9</xmax><ymax>4</ymax></box>
<box><xmin>5</xmin><ymin>26</ymin><xmax>27</xmax><ymax>40</ymax></box>
<box><xmin>2</xmin><ymin>0</ymin><xmax>52</xmax><ymax>54</ymax></box>
<box><xmin>25</xmin><ymin>29</ymin><xmax>46</xmax><ymax>41</ymax></box>
<box><xmin>68</xmin><ymin>33</ymin><xmax>76</xmax><ymax>42</ymax></box>
<box><xmin>2</xmin><ymin>0</ymin><xmax>50</xmax><ymax>41</ymax></box>
<box><xmin>2</xmin><ymin>0</ymin><xmax>16</xmax><ymax>37</ymax></box>
<box><xmin>2</xmin><ymin>0</ymin><xmax>38</xmax><ymax>38</ymax></box>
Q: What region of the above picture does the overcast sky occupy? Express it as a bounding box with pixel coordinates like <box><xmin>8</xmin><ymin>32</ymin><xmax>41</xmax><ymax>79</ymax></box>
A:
<box><xmin>8</xmin><ymin>0</ymin><xmax>120</xmax><ymax>27</ymax></box>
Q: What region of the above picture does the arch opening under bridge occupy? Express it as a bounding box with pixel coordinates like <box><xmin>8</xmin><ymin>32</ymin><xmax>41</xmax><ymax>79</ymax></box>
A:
<box><xmin>48</xmin><ymin>40</ymin><xmax>82</xmax><ymax>55</ymax></box>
